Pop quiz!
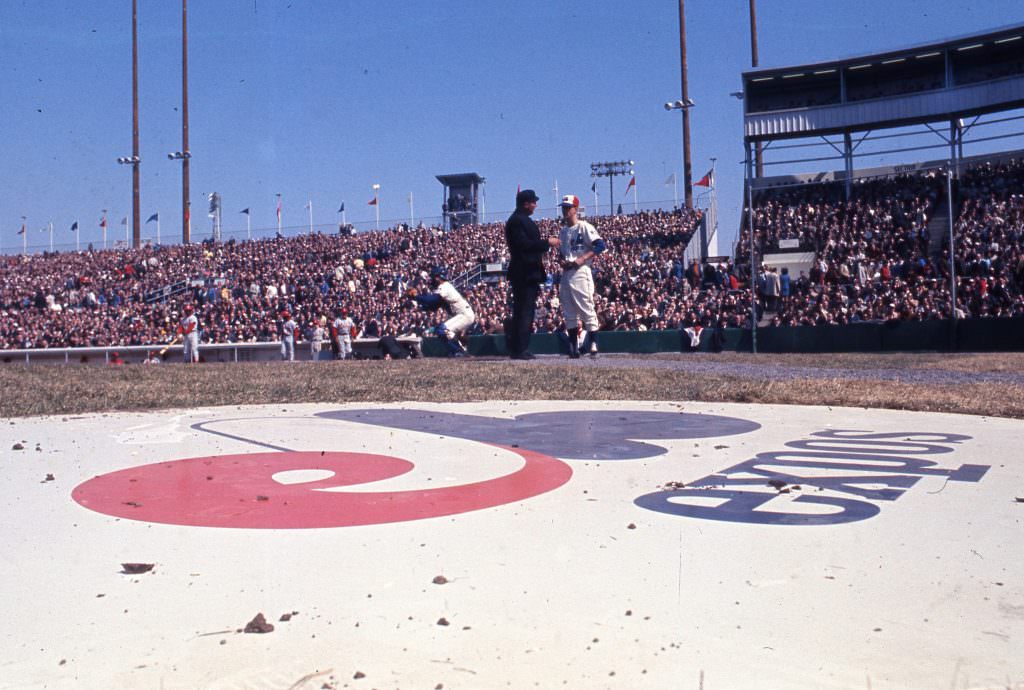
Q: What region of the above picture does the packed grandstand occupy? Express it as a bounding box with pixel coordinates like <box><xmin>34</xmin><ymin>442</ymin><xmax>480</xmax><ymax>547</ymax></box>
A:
<box><xmin>0</xmin><ymin>155</ymin><xmax>1022</xmax><ymax>352</ymax></box>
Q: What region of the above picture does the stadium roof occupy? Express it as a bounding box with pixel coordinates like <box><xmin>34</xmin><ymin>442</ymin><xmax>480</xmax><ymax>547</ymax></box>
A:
<box><xmin>744</xmin><ymin>22</ymin><xmax>1024</xmax><ymax>77</ymax></box>
<box><xmin>436</xmin><ymin>173</ymin><xmax>485</xmax><ymax>186</ymax></box>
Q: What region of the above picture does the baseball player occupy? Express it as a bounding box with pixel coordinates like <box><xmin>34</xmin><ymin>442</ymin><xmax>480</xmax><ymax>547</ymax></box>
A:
<box><xmin>177</xmin><ymin>303</ymin><xmax>200</xmax><ymax>364</ymax></box>
<box><xmin>557</xmin><ymin>194</ymin><xmax>606</xmax><ymax>358</ymax></box>
<box><xmin>411</xmin><ymin>266</ymin><xmax>475</xmax><ymax>356</ymax></box>
<box><xmin>310</xmin><ymin>316</ymin><xmax>325</xmax><ymax>360</ymax></box>
<box><xmin>280</xmin><ymin>310</ymin><xmax>297</xmax><ymax>361</ymax></box>
<box><xmin>331</xmin><ymin>308</ymin><xmax>355</xmax><ymax>360</ymax></box>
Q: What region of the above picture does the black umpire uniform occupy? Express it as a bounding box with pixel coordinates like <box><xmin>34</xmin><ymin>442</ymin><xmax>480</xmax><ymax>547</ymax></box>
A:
<box><xmin>504</xmin><ymin>189</ymin><xmax>553</xmax><ymax>358</ymax></box>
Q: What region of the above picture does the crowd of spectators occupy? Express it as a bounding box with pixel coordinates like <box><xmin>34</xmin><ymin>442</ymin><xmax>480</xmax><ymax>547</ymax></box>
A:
<box><xmin>746</xmin><ymin>160</ymin><xmax>1024</xmax><ymax>327</ymax></box>
<box><xmin>3</xmin><ymin>157</ymin><xmax>1023</xmax><ymax>352</ymax></box>
<box><xmin>0</xmin><ymin>208</ymin><xmax>714</xmax><ymax>350</ymax></box>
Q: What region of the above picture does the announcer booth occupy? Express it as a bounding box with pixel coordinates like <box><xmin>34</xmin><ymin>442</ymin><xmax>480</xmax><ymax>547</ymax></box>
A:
<box><xmin>741</xmin><ymin>23</ymin><xmax>1024</xmax><ymax>195</ymax></box>
<box><xmin>436</xmin><ymin>173</ymin><xmax>485</xmax><ymax>230</ymax></box>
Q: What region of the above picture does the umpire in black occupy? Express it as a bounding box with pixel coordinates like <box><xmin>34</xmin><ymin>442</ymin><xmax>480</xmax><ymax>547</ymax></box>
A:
<box><xmin>504</xmin><ymin>189</ymin><xmax>560</xmax><ymax>359</ymax></box>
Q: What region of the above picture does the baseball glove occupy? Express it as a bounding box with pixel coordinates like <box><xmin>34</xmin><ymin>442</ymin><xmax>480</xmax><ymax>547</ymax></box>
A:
<box><xmin>405</xmin><ymin>288</ymin><xmax>418</xmax><ymax>298</ymax></box>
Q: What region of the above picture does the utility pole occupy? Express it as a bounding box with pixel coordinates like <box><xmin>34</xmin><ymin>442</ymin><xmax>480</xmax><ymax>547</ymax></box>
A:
<box><xmin>131</xmin><ymin>0</ymin><xmax>141</xmax><ymax>248</ymax></box>
<box><xmin>749</xmin><ymin>0</ymin><xmax>764</xmax><ymax>179</ymax></box>
<box><xmin>678</xmin><ymin>0</ymin><xmax>693</xmax><ymax>209</ymax></box>
<box><xmin>181</xmin><ymin>0</ymin><xmax>191</xmax><ymax>243</ymax></box>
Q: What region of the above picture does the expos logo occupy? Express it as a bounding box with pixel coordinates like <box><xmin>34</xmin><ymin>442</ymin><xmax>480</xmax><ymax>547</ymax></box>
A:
<box><xmin>73</xmin><ymin>410</ymin><xmax>987</xmax><ymax>528</ymax></box>
<box><xmin>72</xmin><ymin>409</ymin><xmax>759</xmax><ymax>529</ymax></box>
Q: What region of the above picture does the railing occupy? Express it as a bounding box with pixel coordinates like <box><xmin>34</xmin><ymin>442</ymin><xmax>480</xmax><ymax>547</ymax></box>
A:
<box><xmin>144</xmin><ymin>279</ymin><xmax>188</xmax><ymax>304</ymax></box>
<box><xmin>0</xmin><ymin>336</ymin><xmax>422</xmax><ymax>366</ymax></box>
<box><xmin>451</xmin><ymin>264</ymin><xmax>483</xmax><ymax>291</ymax></box>
<box><xmin>451</xmin><ymin>262</ymin><xmax>507</xmax><ymax>291</ymax></box>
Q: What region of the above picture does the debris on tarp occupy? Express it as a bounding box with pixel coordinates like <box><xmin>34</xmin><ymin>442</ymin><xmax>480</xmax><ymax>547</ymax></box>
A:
<box><xmin>243</xmin><ymin>613</ymin><xmax>274</xmax><ymax>634</ymax></box>
<box><xmin>120</xmin><ymin>563</ymin><xmax>154</xmax><ymax>574</ymax></box>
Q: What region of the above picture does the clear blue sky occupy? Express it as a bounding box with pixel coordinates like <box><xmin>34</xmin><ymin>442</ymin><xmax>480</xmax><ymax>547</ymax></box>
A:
<box><xmin>2</xmin><ymin>0</ymin><xmax>1022</xmax><ymax>254</ymax></box>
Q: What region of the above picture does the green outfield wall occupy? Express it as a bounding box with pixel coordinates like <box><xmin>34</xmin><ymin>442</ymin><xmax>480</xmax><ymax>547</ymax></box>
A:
<box><xmin>421</xmin><ymin>318</ymin><xmax>1024</xmax><ymax>357</ymax></box>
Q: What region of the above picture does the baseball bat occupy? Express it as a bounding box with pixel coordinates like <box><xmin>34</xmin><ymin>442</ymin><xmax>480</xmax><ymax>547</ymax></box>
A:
<box><xmin>158</xmin><ymin>334</ymin><xmax>181</xmax><ymax>357</ymax></box>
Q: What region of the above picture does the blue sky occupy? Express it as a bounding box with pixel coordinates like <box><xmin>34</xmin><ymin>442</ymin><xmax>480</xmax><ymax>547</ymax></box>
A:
<box><xmin>2</xmin><ymin>0</ymin><xmax>1022</xmax><ymax>254</ymax></box>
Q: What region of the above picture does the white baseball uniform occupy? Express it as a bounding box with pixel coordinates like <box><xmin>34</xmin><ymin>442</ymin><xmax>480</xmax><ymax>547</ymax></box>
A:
<box><xmin>558</xmin><ymin>219</ymin><xmax>602</xmax><ymax>331</ymax></box>
<box><xmin>281</xmin><ymin>318</ymin><xmax>297</xmax><ymax>361</ymax></box>
<box><xmin>311</xmin><ymin>325</ymin><xmax>324</xmax><ymax>358</ymax></box>
<box><xmin>179</xmin><ymin>313</ymin><xmax>199</xmax><ymax>363</ymax></box>
<box><xmin>436</xmin><ymin>280</ymin><xmax>475</xmax><ymax>335</ymax></box>
<box><xmin>338</xmin><ymin>316</ymin><xmax>355</xmax><ymax>359</ymax></box>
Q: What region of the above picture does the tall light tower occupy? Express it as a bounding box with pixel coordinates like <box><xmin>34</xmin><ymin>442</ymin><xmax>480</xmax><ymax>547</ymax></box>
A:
<box><xmin>590</xmin><ymin>161</ymin><xmax>634</xmax><ymax>216</ymax></box>
<box><xmin>749</xmin><ymin>0</ymin><xmax>763</xmax><ymax>178</ymax></box>
<box><xmin>180</xmin><ymin>0</ymin><xmax>191</xmax><ymax>243</ymax></box>
<box><xmin>677</xmin><ymin>0</ymin><xmax>694</xmax><ymax>209</ymax></box>
<box><xmin>131</xmin><ymin>0</ymin><xmax>140</xmax><ymax>248</ymax></box>
<box><xmin>664</xmin><ymin>98</ymin><xmax>696</xmax><ymax>211</ymax></box>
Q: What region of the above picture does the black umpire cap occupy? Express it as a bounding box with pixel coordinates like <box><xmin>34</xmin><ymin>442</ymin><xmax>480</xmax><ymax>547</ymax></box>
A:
<box><xmin>516</xmin><ymin>189</ymin><xmax>540</xmax><ymax>205</ymax></box>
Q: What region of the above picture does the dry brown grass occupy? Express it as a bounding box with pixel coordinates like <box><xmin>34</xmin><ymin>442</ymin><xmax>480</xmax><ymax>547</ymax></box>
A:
<box><xmin>2</xmin><ymin>356</ymin><xmax>1023</xmax><ymax>419</ymax></box>
<box><xmin>648</xmin><ymin>351</ymin><xmax>1024</xmax><ymax>372</ymax></box>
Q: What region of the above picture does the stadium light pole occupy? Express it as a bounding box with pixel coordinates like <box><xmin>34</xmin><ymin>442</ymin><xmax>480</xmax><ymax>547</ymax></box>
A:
<box><xmin>180</xmin><ymin>0</ymin><xmax>190</xmax><ymax>244</ymax></box>
<box><xmin>117</xmin><ymin>155</ymin><xmax>141</xmax><ymax>248</ymax></box>
<box><xmin>748</xmin><ymin>0</ymin><xmax>764</xmax><ymax>179</ymax></box>
<box><xmin>664</xmin><ymin>99</ymin><xmax>696</xmax><ymax>211</ymax></box>
<box><xmin>372</xmin><ymin>184</ymin><xmax>381</xmax><ymax>229</ymax></box>
<box><xmin>168</xmin><ymin>150</ymin><xmax>192</xmax><ymax>244</ymax></box>
<box><xmin>130</xmin><ymin>0</ymin><xmax>141</xmax><ymax>249</ymax></box>
<box><xmin>677</xmin><ymin>0</ymin><xmax>694</xmax><ymax>209</ymax></box>
<box><xmin>590</xmin><ymin>161</ymin><xmax>634</xmax><ymax>216</ymax></box>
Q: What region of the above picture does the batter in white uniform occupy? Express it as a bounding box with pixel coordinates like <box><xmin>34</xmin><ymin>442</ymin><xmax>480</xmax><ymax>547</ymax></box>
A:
<box><xmin>557</xmin><ymin>194</ymin><xmax>606</xmax><ymax>358</ymax></box>
<box><xmin>177</xmin><ymin>303</ymin><xmax>200</xmax><ymax>364</ymax></box>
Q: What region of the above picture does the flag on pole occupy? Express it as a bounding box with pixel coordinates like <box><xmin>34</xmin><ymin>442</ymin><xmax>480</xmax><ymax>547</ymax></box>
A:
<box><xmin>99</xmin><ymin>215</ymin><xmax>107</xmax><ymax>228</ymax></box>
<box><xmin>695</xmin><ymin>169</ymin><xmax>714</xmax><ymax>187</ymax></box>
<box><xmin>665</xmin><ymin>173</ymin><xmax>676</xmax><ymax>186</ymax></box>
<box><xmin>240</xmin><ymin>208</ymin><xmax>250</xmax><ymax>215</ymax></box>
<box><xmin>276</xmin><ymin>198</ymin><xmax>282</xmax><ymax>222</ymax></box>
<box><xmin>70</xmin><ymin>221</ymin><xmax>78</xmax><ymax>232</ymax></box>
<box><xmin>591</xmin><ymin>182</ymin><xmax>596</xmax><ymax>193</ymax></box>
<box><xmin>120</xmin><ymin>216</ymin><xmax>128</xmax><ymax>226</ymax></box>
<box><xmin>625</xmin><ymin>176</ymin><xmax>636</xmax><ymax>193</ymax></box>
<box><xmin>17</xmin><ymin>224</ymin><xmax>25</xmax><ymax>235</ymax></box>
<box><xmin>367</xmin><ymin>197</ymin><xmax>377</xmax><ymax>206</ymax></box>
<box><xmin>146</xmin><ymin>213</ymin><xmax>159</xmax><ymax>223</ymax></box>
<box><xmin>304</xmin><ymin>200</ymin><xmax>311</xmax><ymax>210</ymax></box>
<box><xmin>337</xmin><ymin>203</ymin><xmax>345</xmax><ymax>213</ymax></box>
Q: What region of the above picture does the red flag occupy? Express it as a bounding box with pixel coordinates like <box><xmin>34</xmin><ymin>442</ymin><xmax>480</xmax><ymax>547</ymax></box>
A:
<box><xmin>99</xmin><ymin>215</ymin><xmax>107</xmax><ymax>229</ymax></box>
<box><xmin>625</xmin><ymin>176</ymin><xmax>636</xmax><ymax>193</ymax></box>
<box><xmin>367</xmin><ymin>197</ymin><xmax>378</xmax><ymax>206</ymax></box>
<box><xmin>695</xmin><ymin>169</ymin><xmax>713</xmax><ymax>187</ymax></box>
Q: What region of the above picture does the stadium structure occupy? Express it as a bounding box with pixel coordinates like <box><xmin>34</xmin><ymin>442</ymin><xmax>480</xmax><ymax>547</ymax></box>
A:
<box><xmin>742</xmin><ymin>22</ymin><xmax>1024</xmax><ymax>183</ymax></box>
<box><xmin>735</xmin><ymin>23</ymin><xmax>1024</xmax><ymax>344</ymax></box>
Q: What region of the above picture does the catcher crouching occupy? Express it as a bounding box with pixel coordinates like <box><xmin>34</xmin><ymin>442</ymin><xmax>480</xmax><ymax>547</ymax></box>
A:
<box><xmin>410</xmin><ymin>266</ymin><xmax>475</xmax><ymax>357</ymax></box>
